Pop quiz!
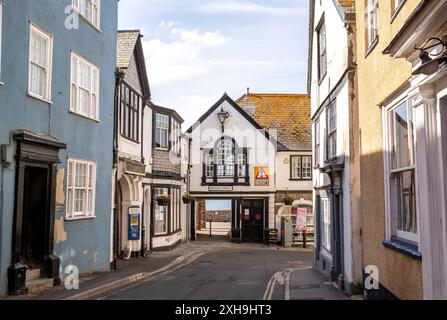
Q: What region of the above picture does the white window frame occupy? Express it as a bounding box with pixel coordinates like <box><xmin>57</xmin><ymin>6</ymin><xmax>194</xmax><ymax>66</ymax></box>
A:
<box><xmin>383</xmin><ymin>91</ymin><xmax>420</xmax><ymax>245</ymax></box>
<box><xmin>327</xmin><ymin>102</ymin><xmax>337</xmax><ymax>160</ymax></box>
<box><xmin>366</xmin><ymin>0</ymin><xmax>379</xmax><ymax>49</ymax></box>
<box><xmin>28</xmin><ymin>22</ymin><xmax>53</xmax><ymax>102</ymax></box>
<box><xmin>70</xmin><ymin>51</ymin><xmax>100</xmax><ymax>121</ymax></box>
<box><xmin>237</xmin><ymin>153</ymin><xmax>247</xmax><ymax>178</ymax></box>
<box><xmin>155</xmin><ymin>114</ymin><xmax>169</xmax><ymax>150</ymax></box>
<box><xmin>315</xmin><ymin>119</ymin><xmax>321</xmax><ymax>167</ymax></box>
<box><xmin>291</xmin><ymin>156</ymin><xmax>302</xmax><ymax>180</ymax></box>
<box><xmin>205</xmin><ymin>153</ymin><xmax>214</xmax><ymax>178</ymax></box>
<box><xmin>302</xmin><ymin>156</ymin><xmax>312</xmax><ymax>180</ymax></box>
<box><xmin>66</xmin><ymin>158</ymin><xmax>97</xmax><ymax>220</ymax></box>
<box><xmin>154</xmin><ymin>188</ymin><xmax>169</xmax><ymax>235</ymax></box>
<box><xmin>71</xmin><ymin>0</ymin><xmax>101</xmax><ymax>30</ymax></box>
<box><xmin>0</xmin><ymin>2</ymin><xmax>3</xmax><ymax>83</ymax></box>
<box><xmin>171</xmin><ymin>119</ymin><xmax>181</xmax><ymax>156</ymax></box>
<box><xmin>321</xmin><ymin>198</ymin><xmax>331</xmax><ymax>252</ymax></box>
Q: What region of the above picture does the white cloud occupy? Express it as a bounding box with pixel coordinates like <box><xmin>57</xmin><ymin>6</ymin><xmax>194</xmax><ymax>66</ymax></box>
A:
<box><xmin>200</xmin><ymin>0</ymin><xmax>306</xmax><ymax>16</ymax></box>
<box><xmin>142</xmin><ymin>24</ymin><xmax>229</xmax><ymax>86</ymax></box>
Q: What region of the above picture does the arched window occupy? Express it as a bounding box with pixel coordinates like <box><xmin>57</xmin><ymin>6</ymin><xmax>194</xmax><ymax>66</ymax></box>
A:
<box><xmin>217</xmin><ymin>139</ymin><xmax>235</xmax><ymax>177</ymax></box>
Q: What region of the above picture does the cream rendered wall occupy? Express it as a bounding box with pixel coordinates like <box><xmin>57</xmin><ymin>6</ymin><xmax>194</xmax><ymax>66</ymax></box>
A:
<box><xmin>189</xmin><ymin>99</ymin><xmax>277</xmax><ymax>193</ymax></box>
<box><xmin>276</xmin><ymin>152</ymin><xmax>313</xmax><ymax>191</ymax></box>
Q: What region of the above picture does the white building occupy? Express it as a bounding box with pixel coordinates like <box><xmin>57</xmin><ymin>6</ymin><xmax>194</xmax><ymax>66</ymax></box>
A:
<box><xmin>308</xmin><ymin>0</ymin><xmax>363</xmax><ymax>294</ymax></box>
<box><xmin>186</xmin><ymin>93</ymin><xmax>313</xmax><ymax>243</ymax></box>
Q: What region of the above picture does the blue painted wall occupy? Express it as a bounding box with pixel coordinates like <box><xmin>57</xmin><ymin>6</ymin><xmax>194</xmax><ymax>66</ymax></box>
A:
<box><xmin>0</xmin><ymin>0</ymin><xmax>118</xmax><ymax>295</ymax></box>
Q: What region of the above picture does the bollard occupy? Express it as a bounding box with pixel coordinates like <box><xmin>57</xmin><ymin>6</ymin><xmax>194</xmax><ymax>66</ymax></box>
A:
<box><xmin>303</xmin><ymin>229</ymin><xmax>307</xmax><ymax>248</ymax></box>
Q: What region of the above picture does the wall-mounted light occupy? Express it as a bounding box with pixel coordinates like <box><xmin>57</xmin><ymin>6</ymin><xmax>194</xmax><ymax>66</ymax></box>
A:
<box><xmin>413</xmin><ymin>37</ymin><xmax>447</xmax><ymax>76</ymax></box>
<box><xmin>217</xmin><ymin>107</ymin><xmax>230</xmax><ymax>133</ymax></box>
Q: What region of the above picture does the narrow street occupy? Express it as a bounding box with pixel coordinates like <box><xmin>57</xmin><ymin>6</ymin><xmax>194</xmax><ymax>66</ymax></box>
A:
<box><xmin>92</xmin><ymin>244</ymin><xmax>346</xmax><ymax>300</ymax></box>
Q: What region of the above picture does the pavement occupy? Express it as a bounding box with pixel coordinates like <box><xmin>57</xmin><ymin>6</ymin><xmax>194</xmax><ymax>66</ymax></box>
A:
<box><xmin>2</xmin><ymin>240</ymin><xmax>356</xmax><ymax>300</ymax></box>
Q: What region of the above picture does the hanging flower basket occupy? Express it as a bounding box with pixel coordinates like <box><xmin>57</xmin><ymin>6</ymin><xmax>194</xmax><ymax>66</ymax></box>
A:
<box><xmin>284</xmin><ymin>197</ymin><xmax>294</xmax><ymax>205</ymax></box>
<box><xmin>156</xmin><ymin>196</ymin><xmax>170</xmax><ymax>205</ymax></box>
<box><xmin>182</xmin><ymin>194</ymin><xmax>195</xmax><ymax>204</ymax></box>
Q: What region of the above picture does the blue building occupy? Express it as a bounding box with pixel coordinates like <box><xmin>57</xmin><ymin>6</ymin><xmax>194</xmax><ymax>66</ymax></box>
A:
<box><xmin>0</xmin><ymin>0</ymin><xmax>118</xmax><ymax>295</ymax></box>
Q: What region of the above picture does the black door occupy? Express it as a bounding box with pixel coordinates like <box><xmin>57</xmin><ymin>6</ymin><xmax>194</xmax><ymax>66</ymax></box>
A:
<box><xmin>22</xmin><ymin>166</ymin><xmax>50</xmax><ymax>269</ymax></box>
<box><xmin>241</xmin><ymin>199</ymin><xmax>264</xmax><ymax>243</ymax></box>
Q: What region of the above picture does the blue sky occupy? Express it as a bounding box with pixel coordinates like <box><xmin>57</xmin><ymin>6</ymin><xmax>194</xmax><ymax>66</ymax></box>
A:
<box><xmin>118</xmin><ymin>0</ymin><xmax>309</xmax><ymax>128</ymax></box>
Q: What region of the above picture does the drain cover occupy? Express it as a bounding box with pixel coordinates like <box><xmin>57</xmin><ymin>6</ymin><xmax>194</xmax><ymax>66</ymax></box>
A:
<box><xmin>290</xmin><ymin>284</ymin><xmax>321</xmax><ymax>290</ymax></box>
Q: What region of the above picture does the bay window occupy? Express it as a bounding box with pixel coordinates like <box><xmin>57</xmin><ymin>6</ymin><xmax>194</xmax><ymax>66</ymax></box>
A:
<box><xmin>154</xmin><ymin>188</ymin><xmax>168</xmax><ymax>235</ymax></box>
<box><xmin>120</xmin><ymin>83</ymin><xmax>140</xmax><ymax>142</ymax></box>
<box><xmin>217</xmin><ymin>139</ymin><xmax>235</xmax><ymax>177</ymax></box>
<box><xmin>321</xmin><ymin>198</ymin><xmax>331</xmax><ymax>252</ymax></box>
<box><xmin>155</xmin><ymin>113</ymin><xmax>169</xmax><ymax>149</ymax></box>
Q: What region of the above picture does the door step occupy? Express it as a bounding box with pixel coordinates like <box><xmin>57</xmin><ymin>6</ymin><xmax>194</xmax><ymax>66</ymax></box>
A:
<box><xmin>26</xmin><ymin>268</ymin><xmax>42</xmax><ymax>282</ymax></box>
<box><xmin>27</xmin><ymin>278</ymin><xmax>55</xmax><ymax>294</ymax></box>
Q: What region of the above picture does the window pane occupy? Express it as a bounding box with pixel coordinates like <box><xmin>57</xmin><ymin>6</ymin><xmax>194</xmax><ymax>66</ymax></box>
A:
<box><xmin>393</xmin><ymin>170</ymin><xmax>417</xmax><ymax>234</ymax></box>
<box><xmin>392</xmin><ymin>102</ymin><xmax>413</xmax><ymax>169</ymax></box>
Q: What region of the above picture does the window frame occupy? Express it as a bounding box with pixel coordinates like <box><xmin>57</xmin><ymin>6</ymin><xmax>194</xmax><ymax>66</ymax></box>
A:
<box><xmin>70</xmin><ymin>51</ymin><xmax>100</xmax><ymax>121</ymax></box>
<box><xmin>321</xmin><ymin>198</ymin><xmax>331</xmax><ymax>252</ymax></box>
<box><xmin>326</xmin><ymin>101</ymin><xmax>337</xmax><ymax>160</ymax></box>
<box><xmin>71</xmin><ymin>0</ymin><xmax>101</xmax><ymax>30</ymax></box>
<box><xmin>315</xmin><ymin>118</ymin><xmax>321</xmax><ymax>167</ymax></box>
<box><xmin>28</xmin><ymin>22</ymin><xmax>53</xmax><ymax>103</ymax></box>
<box><xmin>66</xmin><ymin>158</ymin><xmax>97</xmax><ymax>220</ymax></box>
<box><xmin>119</xmin><ymin>82</ymin><xmax>141</xmax><ymax>142</ymax></box>
<box><xmin>383</xmin><ymin>92</ymin><xmax>420</xmax><ymax>246</ymax></box>
<box><xmin>154</xmin><ymin>187</ymin><xmax>169</xmax><ymax>235</ymax></box>
<box><xmin>316</xmin><ymin>17</ymin><xmax>327</xmax><ymax>82</ymax></box>
<box><xmin>290</xmin><ymin>155</ymin><xmax>313</xmax><ymax>181</ymax></box>
<box><xmin>155</xmin><ymin>113</ymin><xmax>170</xmax><ymax>150</ymax></box>
<box><xmin>216</xmin><ymin>139</ymin><xmax>235</xmax><ymax>178</ymax></box>
<box><xmin>365</xmin><ymin>0</ymin><xmax>379</xmax><ymax>54</ymax></box>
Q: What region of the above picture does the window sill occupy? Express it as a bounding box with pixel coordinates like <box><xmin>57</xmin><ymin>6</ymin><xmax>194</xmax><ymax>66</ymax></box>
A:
<box><xmin>69</xmin><ymin>110</ymin><xmax>101</xmax><ymax>123</ymax></box>
<box><xmin>120</xmin><ymin>134</ymin><xmax>140</xmax><ymax>144</ymax></box>
<box><xmin>155</xmin><ymin>147</ymin><xmax>169</xmax><ymax>151</ymax></box>
<box><xmin>289</xmin><ymin>178</ymin><xmax>312</xmax><ymax>181</ymax></box>
<box><xmin>65</xmin><ymin>215</ymin><xmax>96</xmax><ymax>222</ymax></box>
<box><xmin>390</xmin><ymin>0</ymin><xmax>407</xmax><ymax>23</ymax></box>
<box><xmin>365</xmin><ymin>37</ymin><xmax>379</xmax><ymax>58</ymax></box>
<box><xmin>0</xmin><ymin>81</ymin><xmax>4</xmax><ymax>86</ymax></box>
<box><xmin>383</xmin><ymin>238</ymin><xmax>422</xmax><ymax>260</ymax></box>
<box><xmin>27</xmin><ymin>92</ymin><xmax>53</xmax><ymax>104</ymax></box>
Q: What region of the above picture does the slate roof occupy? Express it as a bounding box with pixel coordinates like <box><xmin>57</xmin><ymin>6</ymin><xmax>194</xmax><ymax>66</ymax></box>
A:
<box><xmin>236</xmin><ymin>92</ymin><xmax>312</xmax><ymax>151</ymax></box>
<box><xmin>116</xmin><ymin>30</ymin><xmax>141</xmax><ymax>69</ymax></box>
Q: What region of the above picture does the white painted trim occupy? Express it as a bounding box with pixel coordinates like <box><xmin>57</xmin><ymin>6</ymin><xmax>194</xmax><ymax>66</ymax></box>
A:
<box><xmin>28</xmin><ymin>21</ymin><xmax>53</xmax><ymax>102</ymax></box>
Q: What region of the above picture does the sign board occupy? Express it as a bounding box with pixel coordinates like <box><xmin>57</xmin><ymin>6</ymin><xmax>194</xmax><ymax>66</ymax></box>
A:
<box><xmin>128</xmin><ymin>206</ymin><xmax>141</xmax><ymax>241</ymax></box>
<box><xmin>208</xmin><ymin>186</ymin><xmax>233</xmax><ymax>192</ymax></box>
<box><xmin>254</xmin><ymin>167</ymin><xmax>270</xmax><ymax>186</ymax></box>
<box><xmin>296</xmin><ymin>208</ymin><xmax>307</xmax><ymax>232</ymax></box>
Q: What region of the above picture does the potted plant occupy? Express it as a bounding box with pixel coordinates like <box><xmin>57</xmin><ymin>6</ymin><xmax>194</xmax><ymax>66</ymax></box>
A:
<box><xmin>155</xmin><ymin>195</ymin><xmax>170</xmax><ymax>205</ymax></box>
<box><xmin>284</xmin><ymin>197</ymin><xmax>294</xmax><ymax>205</ymax></box>
<box><xmin>182</xmin><ymin>194</ymin><xmax>195</xmax><ymax>204</ymax></box>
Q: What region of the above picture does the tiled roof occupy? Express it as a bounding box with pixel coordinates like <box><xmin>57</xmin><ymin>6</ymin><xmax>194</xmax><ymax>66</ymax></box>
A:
<box><xmin>116</xmin><ymin>30</ymin><xmax>140</xmax><ymax>69</ymax></box>
<box><xmin>237</xmin><ymin>92</ymin><xmax>312</xmax><ymax>151</ymax></box>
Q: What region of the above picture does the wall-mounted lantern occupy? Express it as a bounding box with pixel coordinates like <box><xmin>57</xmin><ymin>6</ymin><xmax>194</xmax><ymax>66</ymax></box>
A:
<box><xmin>217</xmin><ymin>107</ymin><xmax>230</xmax><ymax>133</ymax></box>
<box><xmin>413</xmin><ymin>37</ymin><xmax>447</xmax><ymax>76</ymax></box>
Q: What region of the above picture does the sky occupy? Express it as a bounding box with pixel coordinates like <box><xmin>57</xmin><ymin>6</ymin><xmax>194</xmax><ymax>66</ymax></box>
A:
<box><xmin>118</xmin><ymin>0</ymin><xmax>310</xmax><ymax>128</ymax></box>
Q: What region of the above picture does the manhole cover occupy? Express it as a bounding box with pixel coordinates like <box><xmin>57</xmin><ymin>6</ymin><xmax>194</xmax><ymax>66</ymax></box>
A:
<box><xmin>290</xmin><ymin>284</ymin><xmax>321</xmax><ymax>290</ymax></box>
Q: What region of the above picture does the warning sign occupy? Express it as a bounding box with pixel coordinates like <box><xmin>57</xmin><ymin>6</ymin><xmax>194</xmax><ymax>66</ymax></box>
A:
<box><xmin>254</xmin><ymin>167</ymin><xmax>270</xmax><ymax>186</ymax></box>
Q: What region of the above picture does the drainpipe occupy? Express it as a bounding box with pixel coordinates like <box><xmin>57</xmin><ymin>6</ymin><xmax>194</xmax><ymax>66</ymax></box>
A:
<box><xmin>112</xmin><ymin>69</ymin><xmax>125</xmax><ymax>270</ymax></box>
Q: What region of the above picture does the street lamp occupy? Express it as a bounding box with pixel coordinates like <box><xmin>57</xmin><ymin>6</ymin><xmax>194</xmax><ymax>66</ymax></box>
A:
<box><xmin>217</xmin><ymin>107</ymin><xmax>230</xmax><ymax>133</ymax></box>
<box><xmin>413</xmin><ymin>37</ymin><xmax>447</xmax><ymax>76</ymax></box>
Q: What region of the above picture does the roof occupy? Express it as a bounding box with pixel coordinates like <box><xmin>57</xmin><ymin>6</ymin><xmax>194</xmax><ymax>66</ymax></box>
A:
<box><xmin>116</xmin><ymin>30</ymin><xmax>151</xmax><ymax>100</ymax></box>
<box><xmin>187</xmin><ymin>93</ymin><xmax>287</xmax><ymax>150</ymax></box>
<box><xmin>150</xmin><ymin>102</ymin><xmax>185</xmax><ymax>124</ymax></box>
<box><xmin>117</xmin><ymin>30</ymin><xmax>141</xmax><ymax>69</ymax></box>
<box><xmin>236</xmin><ymin>92</ymin><xmax>312</xmax><ymax>151</ymax></box>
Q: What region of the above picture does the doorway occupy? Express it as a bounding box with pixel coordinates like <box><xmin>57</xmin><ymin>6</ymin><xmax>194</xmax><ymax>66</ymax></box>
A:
<box><xmin>197</xmin><ymin>199</ymin><xmax>232</xmax><ymax>242</ymax></box>
<box><xmin>241</xmin><ymin>199</ymin><xmax>264</xmax><ymax>243</ymax></box>
<box><xmin>21</xmin><ymin>166</ymin><xmax>50</xmax><ymax>269</ymax></box>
